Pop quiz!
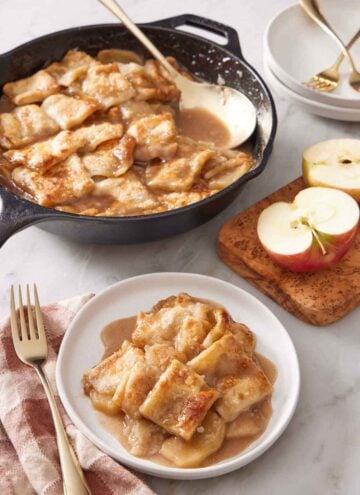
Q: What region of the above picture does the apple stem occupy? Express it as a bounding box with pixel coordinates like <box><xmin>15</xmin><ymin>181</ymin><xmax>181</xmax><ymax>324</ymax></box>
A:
<box><xmin>310</xmin><ymin>226</ymin><xmax>327</xmax><ymax>256</ymax></box>
<box><xmin>297</xmin><ymin>216</ymin><xmax>327</xmax><ymax>256</ymax></box>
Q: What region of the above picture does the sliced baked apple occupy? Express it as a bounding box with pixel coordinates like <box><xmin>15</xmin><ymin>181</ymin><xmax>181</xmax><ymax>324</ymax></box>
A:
<box><xmin>226</xmin><ymin>411</ymin><xmax>263</xmax><ymax>439</ymax></box>
<box><xmin>159</xmin><ymin>411</ymin><xmax>225</xmax><ymax>467</ymax></box>
<box><xmin>89</xmin><ymin>390</ymin><xmax>121</xmax><ymax>416</ymax></box>
<box><xmin>302</xmin><ymin>139</ymin><xmax>360</xmax><ymax>202</ymax></box>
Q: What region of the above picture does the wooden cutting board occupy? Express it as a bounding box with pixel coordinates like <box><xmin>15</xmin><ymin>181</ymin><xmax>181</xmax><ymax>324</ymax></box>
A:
<box><xmin>218</xmin><ymin>178</ymin><xmax>360</xmax><ymax>326</ymax></box>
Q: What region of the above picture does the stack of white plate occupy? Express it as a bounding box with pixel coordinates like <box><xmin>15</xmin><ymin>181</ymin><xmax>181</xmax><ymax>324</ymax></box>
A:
<box><xmin>264</xmin><ymin>4</ymin><xmax>360</xmax><ymax>121</ymax></box>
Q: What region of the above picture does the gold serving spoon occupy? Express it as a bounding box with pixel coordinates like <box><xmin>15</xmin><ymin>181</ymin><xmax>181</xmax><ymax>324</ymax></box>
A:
<box><xmin>97</xmin><ymin>0</ymin><xmax>257</xmax><ymax>148</ymax></box>
<box><xmin>300</xmin><ymin>0</ymin><xmax>360</xmax><ymax>93</ymax></box>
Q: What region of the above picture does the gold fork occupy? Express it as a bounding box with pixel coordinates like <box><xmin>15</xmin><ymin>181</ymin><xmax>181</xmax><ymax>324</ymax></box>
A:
<box><xmin>10</xmin><ymin>285</ymin><xmax>91</xmax><ymax>495</ymax></box>
<box><xmin>301</xmin><ymin>0</ymin><xmax>360</xmax><ymax>93</ymax></box>
<box><xmin>304</xmin><ymin>29</ymin><xmax>360</xmax><ymax>92</ymax></box>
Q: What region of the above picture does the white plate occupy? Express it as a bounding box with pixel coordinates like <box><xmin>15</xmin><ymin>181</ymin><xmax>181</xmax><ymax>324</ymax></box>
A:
<box><xmin>264</xmin><ymin>57</ymin><xmax>360</xmax><ymax>122</ymax></box>
<box><xmin>264</xmin><ymin>4</ymin><xmax>360</xmax><ymax>108</ymax></box>
<box><xmin>56</xmin><ymin>273</ymin><xmax>300</xmax><ymax>480</ymax></box>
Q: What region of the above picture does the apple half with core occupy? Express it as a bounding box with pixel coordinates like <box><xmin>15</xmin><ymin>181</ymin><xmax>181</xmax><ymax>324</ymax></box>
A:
<box><xmin>257</xmin><ymin>187</ymin><xmax>359</xmax><ymax>272</ymax></box>
<box><xmin>303</xmin><ymin>139</ymin><xmax>360</xmax><ymax>202</ymax></box>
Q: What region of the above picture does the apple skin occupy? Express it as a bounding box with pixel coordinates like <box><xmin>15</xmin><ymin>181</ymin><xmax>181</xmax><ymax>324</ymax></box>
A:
<box><xmin>302</xmin><ymin>159</ymin><xmax>360</xmax><ymax>204</ymax></box>
<box><xmin>262</xmin><ymin>223</ymin><xmax>359</xmax><ymax>273</ymax></box>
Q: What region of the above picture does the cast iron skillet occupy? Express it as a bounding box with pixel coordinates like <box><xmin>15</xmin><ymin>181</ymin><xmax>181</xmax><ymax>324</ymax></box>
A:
<box><xmin>0</xmin><ymin>14</ymin><xmax>277</xmax><ymax>245</ymax></box>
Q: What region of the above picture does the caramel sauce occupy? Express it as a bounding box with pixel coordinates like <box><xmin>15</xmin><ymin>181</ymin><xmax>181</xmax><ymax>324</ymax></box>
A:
<box><xmin>101</xmin><ymin>315</ymin><xmax>136</xmax><ymax>358</ymax></box>
<box><xmin>0</xmin><ymin>52</ymin><xmax>254</xmax><ymax>217</ymax></box>
<box><xmin>62</xmin><ymin>193</ymin><xmax>115</xmax><ymax>214</ymax></box>
<box><xmin>256</xmin><ymin>353</ymin><xmax>277</xmax><ymax>385</ymax></box>
<box><xmin>0</xmin><ymin>95</ymin><xmax>15</xmax><ymax>113</ymax></box>
<box><xmin>98</xmin><ymin>307</ymin><xmax>276</xmax><ymax>468</ymax></box>
<box><xmin>176</xmin><ymin>107</ymin><xmax>231</xmax><ymax>148</ymax></box>
<box><xmin>97</xmin><ymin>411</ymin><xmax>132</xmax><ymax>450</ymax></box>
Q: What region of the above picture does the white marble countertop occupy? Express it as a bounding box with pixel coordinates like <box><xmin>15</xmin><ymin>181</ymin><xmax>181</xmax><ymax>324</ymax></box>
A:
<box><xmin>0</xmin><ymin>1</ymin><xmax>359</xmax><ymax>494</ymax></box>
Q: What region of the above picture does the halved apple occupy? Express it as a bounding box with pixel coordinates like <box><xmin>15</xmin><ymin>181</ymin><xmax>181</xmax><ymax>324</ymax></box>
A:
<box><xmin>257</xmin><ymin>187</ymin><xmax>359</xmax><ymax>272</ymax></box>
<box><xmin>303</xmin><ymin>139</ymin><xmax>360</xmax><ymax>202</ymax></box>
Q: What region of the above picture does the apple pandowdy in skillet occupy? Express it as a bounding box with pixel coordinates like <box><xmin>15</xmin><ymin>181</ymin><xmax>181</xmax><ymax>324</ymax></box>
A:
<box><xmin>0</xmin><ymin>49</ymin><xmax>253</xmax><ymax>217</ymax></box>
<box><xmin>83</xmin><ymin>293</ymin><xmax>276</xmax><ymax>468</ymax></box>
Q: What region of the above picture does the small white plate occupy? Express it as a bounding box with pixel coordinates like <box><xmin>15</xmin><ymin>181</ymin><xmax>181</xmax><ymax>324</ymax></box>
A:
<box><xmin>264</xmin><ymin>4</ymin><xmax>360</xmax><ymax>108</ymax></box>
<box><xmin>56</xmin><ymin>273</ymin><xmax>300</xmax><ymax>480</ymax></box>
<box><xmin>264</xmin><ymin>57</ymin><xmax>360</xmax><ymax>122</ymax></box>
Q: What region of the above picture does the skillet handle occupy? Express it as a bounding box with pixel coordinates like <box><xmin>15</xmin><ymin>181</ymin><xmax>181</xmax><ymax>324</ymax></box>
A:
<box><xmin>151</xmin><ymin>14</ymin><xmax>242</xmax><ymax>58</ymax></box>
<box><xmin>0</xmin><ymin>187</ymin><xmax>50</xmax><ymax>247</ymax></box>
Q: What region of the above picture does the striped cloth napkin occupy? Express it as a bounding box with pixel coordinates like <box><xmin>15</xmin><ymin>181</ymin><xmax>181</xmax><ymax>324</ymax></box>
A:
<box><xmin>0</xmin><ymin>293</ymin><xmax>156</xmax><ymax>495</ymax></box>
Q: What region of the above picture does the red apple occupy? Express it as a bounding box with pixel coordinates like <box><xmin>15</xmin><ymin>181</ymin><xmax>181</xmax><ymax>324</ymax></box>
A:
<box><xmin>257</xmin><ymin>187</ymin><xmax>359</xmax><ymax>272</ymax></box>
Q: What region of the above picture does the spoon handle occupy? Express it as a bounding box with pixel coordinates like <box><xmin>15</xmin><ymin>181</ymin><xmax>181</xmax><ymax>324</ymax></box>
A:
<box><xmin>300</xmin><ymin>0</ymin><xmax>358</xmax><ymax>72</ymax></box>
<box><xmin>97</xmin><ymin>0</ymin><xmax>177</xmax><ymax>77</ymax></box>
<box><xmin>334</xmin><ymin>28</ymin><xmax>360</xmax><ymax>70</ymax></box>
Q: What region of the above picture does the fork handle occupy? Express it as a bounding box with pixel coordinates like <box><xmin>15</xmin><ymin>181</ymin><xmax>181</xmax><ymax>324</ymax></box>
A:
<box><xmin>34</xmin><ymin>364</ymin><xmax>91</xmax><ymax>495</ymax></box>
<box><xmin>300</xmin><ymin>0</ymin><xmax>357</xmax><ymax>72</ymax></box>
<box><xmin>334</xmin><ymin>29</ymin><xmax>360</xmax><ymax>69</ymax></box>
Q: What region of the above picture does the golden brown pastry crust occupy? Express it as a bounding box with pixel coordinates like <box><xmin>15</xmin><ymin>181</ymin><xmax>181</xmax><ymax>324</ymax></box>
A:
<box><xmin>0</xmin><ymin>105</ymin><xmax>59</xmax><ymax>149</ymax></box>
<box><xmin>139</xmin><ymin>359</ymin><xmax>218</xmax><ymax>440</ymax></box>
<box><xmin>82</xmin><ymin>293</ymin><xmax>274</xmax><ymax>465</ymax></box>
<box><xmin>81</xmin><ymin>64</ymin><xmax>136</xmax><ymax>109</ymax></box>
<box><xmin>4</xmin><ymin>130</ymin><xmax>85</xmax><ymax>173</ymax></box>
<box><xmin>41</xmin><ymin>94</ymin><xmax>99</xmax><ymax>130</ymax></box>
<box><xmin>46</xmin><ymin>49</ymin><xmax>99</xmax><ymax>86</ymax></box>
<box><xmin>75</xmin><ymin>122</ymin><xmax>124</xmax><ymax>153</ymax></box>
<box><xmin>127</xmin><ymin>112</ymin><xmax>178</xmax><ymax>162</ymax></box>
<box><xmin>0</xmin><ymin>48</ymin><xmax>253</xmax><ymax>217</ymax></box>
<box><xmin>12</xmin><ymin>154</ymin><xmax>94</xmax><ymax>206</ymax></box>
<box><xmin>3</xmin><ymin>70</ymin><xmax>60</xmax><ymax>105</ymax></box>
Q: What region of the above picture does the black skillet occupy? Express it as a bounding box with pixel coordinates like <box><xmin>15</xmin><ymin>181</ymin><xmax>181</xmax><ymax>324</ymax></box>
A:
<box><xmin>0</xmin><ymin>14</ymin><xmax>277</xmax><ymax>245</ymax></box>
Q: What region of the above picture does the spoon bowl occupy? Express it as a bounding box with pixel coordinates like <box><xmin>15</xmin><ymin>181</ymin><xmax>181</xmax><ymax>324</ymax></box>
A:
<box><xmin>98</xmin><ymin>0</ymin><xmax>257</xmax><ymax>148</ymax></box>
<box><xmin>174</xmin><ymin>73</ymin><xmax>257</xmax><ymax>148</ymax></box>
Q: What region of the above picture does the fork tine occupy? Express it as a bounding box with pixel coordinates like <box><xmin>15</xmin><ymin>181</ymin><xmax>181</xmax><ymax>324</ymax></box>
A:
<box><xmin>313</xmin><ymin>83</ymin><xmax>326</xmax><ymax>90</ymax></box>
<box><xmin>304</xmin><ymin>78</ymin><xmax>334</xmax><ymax>92</ymax></box>
<box><xmin>10</xmin><ymin>286</ymin><xmax>20</xmax><ymax>344</ymax></box>
<box><xmin>18</xmin><ymin>286</ymin><xmax>28</xmax><ymax>341</ymax></box>
<box><xmin>304</xmin><ymin>79</ymin><xmax>318</xmax><ymax>88</ymax></box>
<box><xmin>26</xmin><ymin>284</ymin><xmax>37</xmax><ymax>340</ymax></box>
<box><xmin>33</xmin><ymin>284</ymin><xmax>46</xmax><ymax>341</ymax></box>
<box><xmin>313</xmin><ymin>79</ymin><xmax>326</xmax><ymax>87</ymax></box>
<box><xmin>319</xmin><ymin>80</ymin><xmax>333</xmax><ymax>87</ymax></box>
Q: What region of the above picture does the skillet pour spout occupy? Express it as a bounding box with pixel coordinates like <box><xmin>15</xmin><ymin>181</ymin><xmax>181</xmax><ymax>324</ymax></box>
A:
<box><xmin>0</xmin><ymin>14</ymin><xmax>277</xmax><ymax>246</ymax></box>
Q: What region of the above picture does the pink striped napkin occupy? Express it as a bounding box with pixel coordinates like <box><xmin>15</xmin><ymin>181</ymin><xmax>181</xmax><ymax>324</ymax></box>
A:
<box><xmin>0</xmin><ymin>293</ymin><xmax>156</xmax><ymax>495</ymax></box>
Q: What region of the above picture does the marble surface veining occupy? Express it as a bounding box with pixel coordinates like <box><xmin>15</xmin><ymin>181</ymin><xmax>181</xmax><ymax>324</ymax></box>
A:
<box><xmin>0</xmin><ymin>1</ymin><xmax>359</xmax><ymax>494</ymax></box>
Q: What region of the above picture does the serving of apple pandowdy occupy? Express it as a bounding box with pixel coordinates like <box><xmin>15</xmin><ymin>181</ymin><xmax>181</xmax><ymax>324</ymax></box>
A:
<box><xmin>83</xmin><ymin>293</ymin><xmax>276</xmax><ymax>468</ymax></box>
<box><xmin>0</xmin><ymin>48</ymin><xmax>253</xmax><ymax>216</ymax></box>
